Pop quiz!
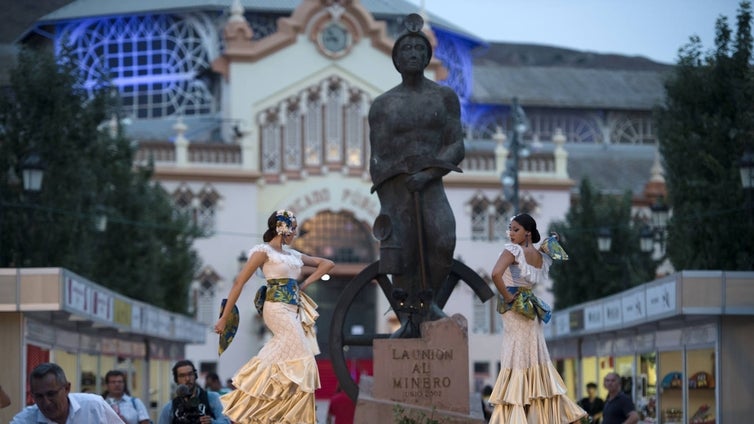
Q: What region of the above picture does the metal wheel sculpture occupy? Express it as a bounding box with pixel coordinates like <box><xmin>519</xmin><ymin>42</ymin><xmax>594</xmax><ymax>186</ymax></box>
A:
<box><xmin>328</xmin><ymin>259</ymin><xmax>494</xmax><ymax>402</ymax></box>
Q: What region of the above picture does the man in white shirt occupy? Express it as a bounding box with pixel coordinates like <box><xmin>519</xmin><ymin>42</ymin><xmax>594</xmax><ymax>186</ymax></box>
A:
<box><xmin>11</xmin><ymin>362</ymin><xmax>123</xmax><ymax>424</ymax></box>
<box><xmin>103</xmin><ymin>369</ymin><xmax>151</xmax><ymax>424</ymax></box>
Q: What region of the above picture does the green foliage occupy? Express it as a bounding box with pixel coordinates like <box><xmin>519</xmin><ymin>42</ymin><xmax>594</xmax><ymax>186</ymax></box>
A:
<box><xmin>549</xmin><ymin>179</ymin><xmax>656</xmax><ymax>309</ymax></box>
<box><xmin>0</xmin><ymin>46</ymin><xmax>200</xmax><ymax>312</ymax></box>
<box><xmin>655</xmin><ymin>1</ymin><xmax>754</xmax><ymax>270</ymax></box>
<box><xmin>392</xmin><ymin>404</ymin><xmax>442</xmax><ymax>424</ymax></box>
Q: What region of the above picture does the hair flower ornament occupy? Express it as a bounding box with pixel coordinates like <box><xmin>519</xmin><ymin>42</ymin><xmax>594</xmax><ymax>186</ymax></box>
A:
<box><xmin>275</xmin><ymin>210</ymin><xmax>296</xmax><ymax>236</ymax></box>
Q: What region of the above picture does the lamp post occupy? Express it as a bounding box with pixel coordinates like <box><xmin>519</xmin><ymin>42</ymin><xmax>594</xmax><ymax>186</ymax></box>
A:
<box><xmin>649</xmin><ymin>198</ymin><xmax>669</xmax><ymax>256</ymax></box>
<box><xmin>740</xmin><ymin>148</ymin><xmax>754</xmax><ymax>270</ymax></box>
<box><xmin>597</xmin><ymin>227</ymin><xmax>612</xmax><ymax>253</ymax></box>
<box><xmin>640</xmin><ymin>226</ymin><xmax>655</xmax><ymax>254</ymax></box>
<box><xmin>597</xmin><ymin>227</ymin><xmax>634</xmax><ymax>290</ymax></box>
<box><xmin>501</xmin><ymin>97</ymin><xmax>528</xmax><ymax>214</ymax></box>
<box><xmin>739</xmin><ymin>148</ymin><xmax>754</xmax><ymax>214</ymax></box>
<box><xmin>12</xmin><ymin>152</ymin><xmax>46</xmax><ymax>267</ymax></box>
<box><xmin>94</xmin><ymin>205</ymin><xmax>108</xmax><ymax>232</ymax></box>
<box><xmin>21</xmin><ymin>153</ymin><xmax>45</xmax><ymax>193</ymax></box>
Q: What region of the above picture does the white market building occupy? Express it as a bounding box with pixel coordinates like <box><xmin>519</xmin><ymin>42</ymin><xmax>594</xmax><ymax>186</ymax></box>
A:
<box><xmin>4</xmin><ymin>0</ymin><xmax>681</xmax><ymax>414</ymax></box>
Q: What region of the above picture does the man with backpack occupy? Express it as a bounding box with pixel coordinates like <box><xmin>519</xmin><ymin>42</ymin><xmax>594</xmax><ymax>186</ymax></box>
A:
<box><xmin>102</xmin><ymin>369</ymin><xmax>151</xmax><ymax>424</ymax></box>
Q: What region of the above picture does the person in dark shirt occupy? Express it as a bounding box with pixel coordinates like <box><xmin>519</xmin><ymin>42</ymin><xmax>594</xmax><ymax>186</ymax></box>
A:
<box><xmin>578</xmin><ymin>382</ymin><xmax>605</xmax><ymax>423</ymax></box>
<box><xmin>601</xmin><ymin>373</ymin><xmax>639</xmax><ymax>424</ymax></box>
<box><xmin>480</xmin><ymin>385</ymin><xmax>493</xmax><ymax>422</ymax></box>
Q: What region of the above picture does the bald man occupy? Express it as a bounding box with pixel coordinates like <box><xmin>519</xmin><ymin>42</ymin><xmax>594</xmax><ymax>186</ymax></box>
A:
<box><xmin>601</xmin><ymin>372</ymin><xmax>639</xmax><ymax>424</ymax></box>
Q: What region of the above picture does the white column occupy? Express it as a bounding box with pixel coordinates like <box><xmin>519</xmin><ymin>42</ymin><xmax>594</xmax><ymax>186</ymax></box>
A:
<box><xmin>174</xmin><ymin>118</ymin><xmax>189</xmax><ymax>167</ymax></box>
<box><xmin>493</xmin><ymin>126</ymin><xmax>508</xmax><ymax>175</ymax></box>
<box><xmin>240</xmin><ymin>126</ymin><xmax>258</xmax><ymax>172</ymax></box>
<box><xmin>552</xmin><ymin>128</ymin><xmax>568</xmax><ymax>178</ymax></box>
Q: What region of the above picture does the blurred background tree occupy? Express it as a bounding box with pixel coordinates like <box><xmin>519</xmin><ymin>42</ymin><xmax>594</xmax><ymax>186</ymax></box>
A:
<box><xmin>550</xmin><ymin>1</ymin><xmax>754</xmax><ymax>308</ymax></box>
<box><xmin>0</xmin><ymin>46</ymin><xmax>200</xmax><ymax>312</ymax></box>
<box><xmin>656</xmin><ymin>0</ymin><xmax>754</xmax><ymax>271</ymax></box>
<box><xmin>549</xmin><ymin>179</ymin><xmax>656</xmax><ymax>309</ymax></box>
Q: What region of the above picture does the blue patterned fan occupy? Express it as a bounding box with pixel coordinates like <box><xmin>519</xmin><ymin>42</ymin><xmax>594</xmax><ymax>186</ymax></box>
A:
<box><xmin>540</xmin><ymin>234</ymin><xmax>569</xmax><ymax>261</ymax></box>
<box><xmin>218</xmin><ymin>299</ymin><xmax>239</xmax><ymax>356</ymax></box>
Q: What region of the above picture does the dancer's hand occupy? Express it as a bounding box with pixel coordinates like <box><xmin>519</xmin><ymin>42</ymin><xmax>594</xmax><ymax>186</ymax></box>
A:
<box><xmin>213</xmin><ymin>317</ymin><xmax>227</xmax><ymax>334</ymax></box>
<box><xmin>199</xmin><ymin>415</ymin><xmax>212</xmax><ymax>424</ymax></box>
<box><xmin>503</xmin><ymin>292</ymin><xmax>518</xmax><ymax>304</ymax></box>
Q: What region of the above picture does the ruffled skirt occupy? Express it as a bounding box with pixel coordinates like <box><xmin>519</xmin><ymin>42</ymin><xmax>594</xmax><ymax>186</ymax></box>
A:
<box><xmin>489</xmin><ymin>309</ymin><xmax>586</xmax><ymax>424</ymax></box>
<box><xmin>220</xmin><ymin>298</ymin><xmax>320</xmax><ymax>424</ymax></box>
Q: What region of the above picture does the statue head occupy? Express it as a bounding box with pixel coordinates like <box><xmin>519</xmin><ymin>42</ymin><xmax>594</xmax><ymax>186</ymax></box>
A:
<box><xmin>392</xmin><ymin>13</ymin><xmax>432</xmax><ymax>73</ymax></box>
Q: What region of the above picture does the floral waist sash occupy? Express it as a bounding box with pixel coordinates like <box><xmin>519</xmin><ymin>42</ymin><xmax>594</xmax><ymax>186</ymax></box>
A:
<box><xmin>254</xmin><ymin>278</ymin><xmax>300</xmax><ymax>315</ymax></box>
<box><xmin>265</xmin><ymin>278</ymin><xmax>300</xmax><ymax>304</ymax></box>
<box><xmin>496</xmin><ymin>287</ymin><xmax>552</xmax><ymax>324</ymax></box>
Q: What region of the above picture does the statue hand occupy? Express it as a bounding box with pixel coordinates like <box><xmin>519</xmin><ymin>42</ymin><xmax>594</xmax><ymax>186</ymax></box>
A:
<box><xmin>406</xmin><ymin>171</ymin><xmax>432</xmax><ymax>192</ymax></box>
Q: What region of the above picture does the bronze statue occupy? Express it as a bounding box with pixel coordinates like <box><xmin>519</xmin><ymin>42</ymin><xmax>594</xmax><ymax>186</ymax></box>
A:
<box><xmin>369</xmin><ymin>14</ymin><xmax>464</xmax><ymax>337</ymax></box>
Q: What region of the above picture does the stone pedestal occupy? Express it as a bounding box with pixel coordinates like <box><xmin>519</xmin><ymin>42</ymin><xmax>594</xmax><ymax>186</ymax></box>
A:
<box><xmin>354</xmin><ymin>314</ymin><xmax>485</xmax><ymax>423</ymax></box>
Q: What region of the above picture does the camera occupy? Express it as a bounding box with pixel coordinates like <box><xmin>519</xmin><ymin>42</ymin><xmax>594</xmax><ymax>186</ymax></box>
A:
<box><xmin>172</xmin><ymin>385</ymin><xmax>205</xmax><ymax>424</ymax></box>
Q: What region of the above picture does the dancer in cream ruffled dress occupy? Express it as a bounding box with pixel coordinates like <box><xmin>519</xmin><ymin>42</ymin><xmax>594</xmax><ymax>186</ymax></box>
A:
<box><xmin>489</xmin><ymin>214</ymin><xmax>586</xmax><ymax>424</ymax></box>
<box><xmin>214</xmin><ymin>210</ymin><xmax>334</xmax><ymax>424</ymax></box>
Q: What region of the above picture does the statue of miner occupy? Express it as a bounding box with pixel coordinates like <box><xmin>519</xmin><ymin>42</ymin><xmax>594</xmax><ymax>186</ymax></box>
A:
<box><xmin>368</xmin><ymin>14</ymin><xmax>464</xmax><ymax>338</ymax></box>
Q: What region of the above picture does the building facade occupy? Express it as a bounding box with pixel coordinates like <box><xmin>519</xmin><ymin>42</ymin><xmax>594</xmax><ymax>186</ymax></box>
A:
<box><xmin>11</xmin><ymin>0</ymin><xmax>673</xmax><ymax>403</ymax></box>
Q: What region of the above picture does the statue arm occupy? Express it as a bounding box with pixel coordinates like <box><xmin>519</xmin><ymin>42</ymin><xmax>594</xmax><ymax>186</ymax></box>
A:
<box><xmin>369</xmin><ymin>98</ymin><xmax>406</xmax><ymax>192</ymax></box>
<box><xmin>438</xmin><ymin>86</ymin><xmax>465</xmax><ymax>169</ymax></box>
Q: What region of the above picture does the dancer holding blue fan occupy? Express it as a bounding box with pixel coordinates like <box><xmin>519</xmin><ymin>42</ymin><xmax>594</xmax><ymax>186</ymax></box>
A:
<box><xmin>213</xmin><ymin>209</ymin><xmax>334</xmax><ymax>424</ymax></box>
<box><xmin>488</xmin><ymin>213</ymin><xmax>586</xmax><ymax>424</ymax></box>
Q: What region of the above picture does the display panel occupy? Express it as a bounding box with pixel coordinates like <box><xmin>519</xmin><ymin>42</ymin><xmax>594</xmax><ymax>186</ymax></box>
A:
<box><xmin>556</xmin><ymin>358</ymin><xmax>578</xmax><ymax>400</ymax></box>
<box><xmin>614</xmin><ymin>354</ymin><xmax>635</xmax><ymax>395</ymax></box>
<box><xmin>638</xmin><ymin>352</ymin><xmax>658</xmax><ymax>423</ymax></box>
<box><xmin>686</xmin><ymin>348</ymin><xmax>715</xmax><ymax>424</ymax></box>
<box><xmin>53</xmin><ymin>350</ymin><xmax>78</xmax><ymax>392</ymax></box>
<box><xmin>79</xmin><ymin>352</ymin><xmax>99</xmax><ymax>394</ymax></box>
<box><xmin>580</xmin><ymin>356</ymin><xmax>599</xmax><ymax>399</ymax></box>
<box><xmin>658</xmin><ymin>350</ymin><xmax>683</xmax><ymax>424</ymax></box>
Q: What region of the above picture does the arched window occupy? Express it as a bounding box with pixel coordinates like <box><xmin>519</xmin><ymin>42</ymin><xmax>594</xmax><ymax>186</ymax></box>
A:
<box><xmin>434</xmin><ymin>31</ymin><xmax>473</xmax><ymax>101</ymax></box>
<box><xmin>292</xmin><ymin>210</ymin><xmax>376</xmax><ymax>263</ymax></box>
<box><xmin>171</xmin><ymin>184</ymin><xmax>221</xmax><ymax>235</ymax></box>
<box><xmin>259</xmin><ymin>76</ymin><xmax>371</xmax><ymax>182</ymax></box>
<box><xmin>609</xmin><ymin>112</ymin><xmax>657</xmax><ymax>144</ymax></box>
<box><xmin>192</xmin><ymin>266</ymin><xmax>221</xmax><ymax>325</ymax></box>
<box><xmin>469</xmin><ymin>196</ymin><xmax>490</xmax><ymax>241</ymax></box>
<box><xmin>57</xmin><ymin>13</ymin><xmax>220</xmax><ymax>119</ymax></box>
<box><xmin>491</xmin><ymin>197</ymin><xmax>514</xmax><ymax>241</ymax></box>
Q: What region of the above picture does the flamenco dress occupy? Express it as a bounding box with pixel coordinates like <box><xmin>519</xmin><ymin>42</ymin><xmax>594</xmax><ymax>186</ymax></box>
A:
<box><xmin>220</xmin><ymin>244</ymin><xmax>320</xmax><ymax>424</ymax></box>
<box><xmin>488</xmin><ymin>243</ymin><xmax>586</xmax><ymax>424</ymax></box>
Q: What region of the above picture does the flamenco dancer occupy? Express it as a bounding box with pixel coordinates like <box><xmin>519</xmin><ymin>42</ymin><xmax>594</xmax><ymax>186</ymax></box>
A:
<box><xmin>214</xmin><ymin>210</ymin><xmax>334</xmax><ymax>423</ymax></box>
<box><xmin>489</xmin><ymin>213</ymin><xmax>586</xmax><ymax>423</ymax></box>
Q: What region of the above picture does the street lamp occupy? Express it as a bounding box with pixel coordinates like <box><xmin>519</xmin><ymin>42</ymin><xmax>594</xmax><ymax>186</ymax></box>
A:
<box><xmin>640</xmin><ymin>226</ymin><xmax>655</xmax><ymax>253</ymax></box>
<box><xmin>597</xmin><ymin>227</ymin><xmax>634</xmax><ymax>290</ymax></box>
<box><xmin>597</xmin><ymin>227</ymin><xmax>612</xmax><ymax>253</ymax></box>
<box><xmin>94</xmin><ymin>205</ymin><xmax>108</xmax><ymax>232</ymax></box>
<box><xmin>739</xmin><ymin>148</ymin><xmax>754</xmax><ymax>189</ymax></box>
<box><xmin>10</xmin><ymin>153</ymin><xmax>46</xmax><ymax>267</ymax></box>
<box><xmin>739</xmin><ymin>148</ymin><xmax>754</xmax><ymax>209</ymax></box>
<box><xmin>21</xmin><ymin>153</ymin><xmax>45</xmax><ymax>193</ymax></box>
<box><xmin>650</xmin><ymin>198</ymin><xmax>669</xmax><ymax>254</ymax></box>
<box><xmin>501</xmin><ymin>97</ymin><xmax>528</xmax><ymax>214</ymax></box>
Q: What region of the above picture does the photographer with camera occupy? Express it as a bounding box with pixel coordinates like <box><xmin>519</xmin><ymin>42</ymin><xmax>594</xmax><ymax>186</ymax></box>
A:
<box><xmin>157</xmin><ymin>360</ymin><xmax>229</xmax><ymax>424</ymax></box>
